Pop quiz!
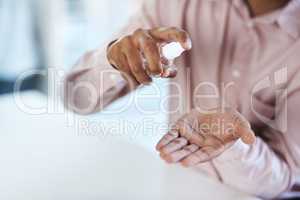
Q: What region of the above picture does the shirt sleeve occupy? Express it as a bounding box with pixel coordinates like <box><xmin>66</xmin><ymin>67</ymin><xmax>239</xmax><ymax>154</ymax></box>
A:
<box><xmin>211</xmin><ymin>83</ymin><xmax>300</xmax><ymax>199</ymax></box>
<box><xmin>213</xmin><ymin>138</ymin><xmax>292</xmax><ymax>199</ymax></box>
<box><xmin>63</xmin><ymin>0</ymin><xmax>160</xmax><ymax>114</ymax></box>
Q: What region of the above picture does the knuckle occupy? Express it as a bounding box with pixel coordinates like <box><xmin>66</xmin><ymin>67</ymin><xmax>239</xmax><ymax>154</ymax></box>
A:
<box><xmin>133</xmin><ymin>28</ymin><xmax>145</xmax><ymax>36</ymax></box>
<box><xmin>167</xmin><ymin>27</ymin><xmax>188</xmax><ymax>40</ymax></box>
<box><xmin>179</xmin><ymin>138</ymin><xmax>188</xmax><ymax>145</ymax></box>
<box><xmin>183</xmin><ymin>146</ymin><xmax>191</xmax><ymax>152</ymax></box>
<box><xmin>121</xmin><ymin>35</ymin><xmax>132</xmax><ymax>45</ymax></box>
<box><xmin>185</xmin><ymin>145</ymin><xmax>198</xmax><ymax>152</ymax></box>
<box><xmin>169</xmin><ymin>130</ymin><xmax>179</xmax><ymax>137</ymax></box>
<box><xmin>142</xmin><ymin>35</ymin><xmax>154</xmax><ymax>44</ymax></box>
<box><xmin>169</xmin><ymin>26</ymin><xmax>178</xmax><ymax>32</ymax></box>
<box><xmin>164</xmin><ymin>134</ymin><xmax>175</xmax><ymax>141</ymax></box>
<box><xmin>178</xmin><ymin>32</ymin><xmax>188</xmax><ymax>40</ymax></box>
<box><xmin>150</xmin><ymin>68</ymin><xmax>162</xmax><ymax>75</ymax></box>
<box><xmin>144</xmin><ymin>42</ymin><xmax>157</xmax><ymax>53</ymax></box>
<box><xmin>173</xmin><ymin>138</ymin><xmax>182</xmax><ymax>144</ymax></box>
<box><xmin>164</xmin><ymin>133</ymin><xmax>177</xmax><ymax>138</ymax></box>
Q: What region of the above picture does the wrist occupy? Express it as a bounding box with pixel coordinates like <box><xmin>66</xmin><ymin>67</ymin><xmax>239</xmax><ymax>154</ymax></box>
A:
<box><xmin>215</xmin><ymin>139</ymin><xmax>251</xmax><ymax>163</ymax></box>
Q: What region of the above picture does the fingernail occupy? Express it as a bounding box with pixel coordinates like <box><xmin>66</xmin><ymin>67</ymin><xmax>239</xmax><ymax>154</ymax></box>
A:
<box><xmin>241</xmin><ymin>132</ymin><xmax>256</xmax><ymax>145</ymax></box>
<box><xmin>162</xmin><ymin>68</ymin><xmax>177</xmax><ymax>78</ymax></box>
<box><xmin>183</xmin><ymin>38</ymin><xmax>192</xmax><ymax>50</ymax></box>
<box><xmin>162</xmin><ymin>70</ymin><xmax>171</xmax><ymax>78</ymax></box>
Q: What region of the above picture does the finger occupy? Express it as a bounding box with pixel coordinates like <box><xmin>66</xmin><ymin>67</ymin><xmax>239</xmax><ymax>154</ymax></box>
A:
<box><xmin>107</xmin><ymin>43</ymin><xmax>126</xmax><ymax>70</ymax></box>
<box><xmin>149</xmin><ymin>27</ymin><xmax>192</xmax><ymax>50</ymax></box>
<box><xmin>134</xmin><ymin>30</ymin><xmax>162</xmax><ymax>76</ymax></box>
<box><xmin>181</xmin><ymin>146</ymin><xmax>223</xmax><ymax>167</ymax></box>
<box><xmin>237</xmin><ymin>125</ymin><xmax>256</xmax><ymax>145</ymax></box>
<box><xmin>159</xmin><ymin>137</ymin><xmax>188</xmax><ymax>155</ymax></box>
<box><xmin>162</xmin><ymin>144</ymin><xmax>199</xmax><ymax>163</ymax></box>
<box><xmin>160</xmin><ymin>57</ymin><xmax>170</xmax><ymax>65</ymax></box>
<box><xmin>180</xmin><ymin>152</ymin><xmax>201</xmax><ymax>167</ymax></box>
<box><xmin>233</xmin><ymin>112</ymin><xmax>256</xmax><ymax>145</ymax></box>
<box><xmin>177</xmin><ymin>121</ymin><xmax>205</xmax><ymax>146</ymax></box>
<box><xmin>160</xmin><ymin>49</ymin><xmax>177</xmax><ymax>78</ymax></box>
<box><xmin>125</xmin><ymin>48</ymin><xmax>152</xmax><ymax>84</ymax></box>
<box><xmin>120</xmin><ymin>70</ymin><xmax>139</xmax><ymax>87</ymax></box>
<box><xmin>121</xmin><ymin>37</ymin><xmax>152</xmax><ymax>84</ymax></box>
<box><xmin>156</xmin><ymin>130</ymin><xmax>179</xmax><ymax>151</ymax></box>
<box><xmin>115</xmin><ymin>53</ymin><xmax>139</xmax><ymax>84</ymax></box>
<box><xmin>161</xmin><ymin>67</ymin><xmax>177</xmax><ymax>78</ymax></box>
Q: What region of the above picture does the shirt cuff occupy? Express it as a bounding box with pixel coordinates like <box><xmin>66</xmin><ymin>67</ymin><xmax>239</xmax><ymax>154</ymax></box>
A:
<box><xmin>214</xmin><ymin>139</ymin><xmax>251</xmax><ymax>163</ymax></box>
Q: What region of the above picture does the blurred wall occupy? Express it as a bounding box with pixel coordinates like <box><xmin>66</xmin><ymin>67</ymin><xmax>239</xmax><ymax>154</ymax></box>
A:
<box><xmin>0</xmin><ymin>0</ymin><xmax>140</xmax><ymax>93</ymax></box>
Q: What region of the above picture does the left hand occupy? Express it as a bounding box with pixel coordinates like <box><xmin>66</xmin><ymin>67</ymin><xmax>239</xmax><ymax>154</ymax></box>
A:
<box><xmin>156</xmin><ymin>108</ymin><xmax>256</xmax><ymax>167</ymax></box>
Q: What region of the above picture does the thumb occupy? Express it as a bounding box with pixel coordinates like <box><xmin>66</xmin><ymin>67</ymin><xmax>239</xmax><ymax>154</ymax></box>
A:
<box><xmin>236</xmin><ymin>124</ymin><xmax>256</xmax><ymax>145</ymax></box>
<box><xmin>149</xmin><ymin>27</ymin><xmax>192</xmax><ymax>50</ymax></box>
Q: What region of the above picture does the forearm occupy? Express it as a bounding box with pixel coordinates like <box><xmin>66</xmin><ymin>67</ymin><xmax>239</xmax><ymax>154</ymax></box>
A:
<box><xmin>63</xmin><ymin>48</ymin><xmax>130</xmax><ymax>114</ymax></box>
<box><xmin>213</xmin><ymin>137</ymin><xmax>293</xmax><ymax>199</ymax></box>
<box><xmin>63</xmin><ymin>1</ymin><xmax>160</xmax><ymax>114</ymax></box>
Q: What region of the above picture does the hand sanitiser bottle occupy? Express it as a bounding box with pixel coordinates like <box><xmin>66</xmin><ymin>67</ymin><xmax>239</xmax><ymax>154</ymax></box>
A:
<box><xmin>160</xmin><ymin>42</ymin><xmax>186</xmax><ymax>77</ymax></box>
<box><xmin>144</xmin><ymin>42</ymin><xmax>187</xmax><ymax>78</ymax></box>
<box><xmin>162</xmin><ymin>42</ymin><xmax>185</xmax><ymax>60</ymax></box>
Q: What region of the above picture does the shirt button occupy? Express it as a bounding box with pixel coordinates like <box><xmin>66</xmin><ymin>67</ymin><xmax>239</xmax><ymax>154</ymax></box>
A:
<box><xmin>232</xmin><ymin>70</ymin><xmax>241</xmax><ymax>78</ymax></box>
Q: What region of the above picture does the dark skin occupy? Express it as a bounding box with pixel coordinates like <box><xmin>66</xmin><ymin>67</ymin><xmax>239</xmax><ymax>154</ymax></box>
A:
<box><xmin>107</xmin><ymin>0</ymin><xmax>291</xmax><ymax>166</ymax></box>
<box><xmin>247</xmin><ymin>0</ymin><xmax>290</xmax><ymax>17</ymax></box>
<box><xmin>107</xmin><ymin>0</ymin><xmax>291</xmax><ymax>85</ymax></box>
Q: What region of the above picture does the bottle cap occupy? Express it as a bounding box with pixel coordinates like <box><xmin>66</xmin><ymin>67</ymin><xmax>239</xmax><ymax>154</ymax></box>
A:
<box><xmin>162</xmin><ymin>42</ymin><xmax>185</xmax><ymax>60</ymax></box>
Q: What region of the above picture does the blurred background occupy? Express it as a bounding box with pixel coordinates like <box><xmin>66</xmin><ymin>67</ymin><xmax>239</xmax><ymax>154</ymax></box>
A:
<box><xmin>0</xmin><ymin>0</ymin><xmax>139</xmax><ymax>94</ymax></box>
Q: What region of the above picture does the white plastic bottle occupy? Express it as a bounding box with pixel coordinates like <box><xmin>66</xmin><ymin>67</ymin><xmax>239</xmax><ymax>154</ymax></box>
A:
<box><xmin>160</xmin><ymin>42</ymin><xmax>186</xmax><ymax>77</ymax></box>
<box><xmin>144</xmin><ymin>42</ymin><xmax>187</xmax><ymax>78</ymax></box>
<box><xmin>162</xmin><ymin>42</ymin><xmax>186</xmax><ymax>60</ymax></box>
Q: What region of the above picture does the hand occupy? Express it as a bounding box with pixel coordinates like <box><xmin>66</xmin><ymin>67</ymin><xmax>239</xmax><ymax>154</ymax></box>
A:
<box><xmin>107</xmin><ymin>27</ymin><xmax>192</xmax><ymax>84</ymax></box>
<box><xmin>156</xmin><ymin>108</ymin><xmax>256</xmax><ymax>167</ymax></box>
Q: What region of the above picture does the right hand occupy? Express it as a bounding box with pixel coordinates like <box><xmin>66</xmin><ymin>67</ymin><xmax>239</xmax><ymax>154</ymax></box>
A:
<box><xmin>107</xmin><ymin>27</ymin><xmax>192</xmax><ymax>84</ymax></box>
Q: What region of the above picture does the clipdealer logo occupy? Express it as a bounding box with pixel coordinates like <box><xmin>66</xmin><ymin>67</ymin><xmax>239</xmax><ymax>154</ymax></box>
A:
<box><xmin>250</xmin><ymin>67</ymin><xmax>288</xmax><ymax>132</ymax></box>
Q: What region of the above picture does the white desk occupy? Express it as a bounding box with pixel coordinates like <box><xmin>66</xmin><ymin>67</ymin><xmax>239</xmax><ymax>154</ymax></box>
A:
<box><xmin>0</xmin><ymin>91</ymin><xmax>260</xmax><ymax>200</ymax></box>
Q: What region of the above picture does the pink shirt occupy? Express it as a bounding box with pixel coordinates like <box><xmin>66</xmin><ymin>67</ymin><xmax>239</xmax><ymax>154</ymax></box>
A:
<box><xmin>64</xmin><ymin>0</ymin><xmax>300</xmax><ymax>198</ymax></box>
